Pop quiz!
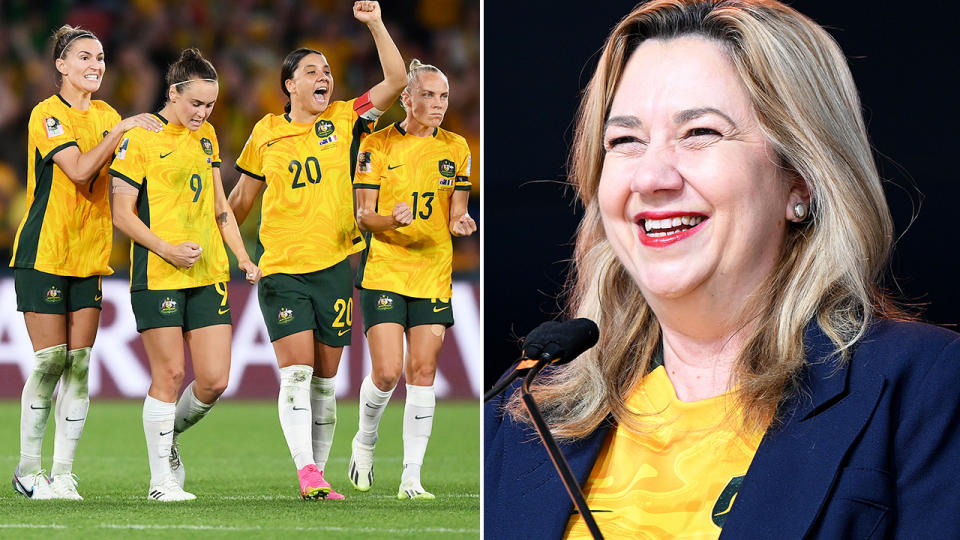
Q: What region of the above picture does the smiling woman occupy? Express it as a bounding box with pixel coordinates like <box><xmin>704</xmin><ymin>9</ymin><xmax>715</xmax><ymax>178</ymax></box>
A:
<box><xmin>9</xmin><ymin>24</ymin><xmax>162</xmax><ymax>501</ymax></box>
<box><xmin>485</xmin><ymin>1</ymin><xmax>960</xmax><ymax>538</ymax></box>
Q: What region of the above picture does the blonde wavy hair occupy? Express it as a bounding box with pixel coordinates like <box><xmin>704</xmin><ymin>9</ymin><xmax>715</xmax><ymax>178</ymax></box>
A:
<box><xmin>506</xmin><ymin>0</ymin><xmax>903</xmax><ymax>440</ymax></box>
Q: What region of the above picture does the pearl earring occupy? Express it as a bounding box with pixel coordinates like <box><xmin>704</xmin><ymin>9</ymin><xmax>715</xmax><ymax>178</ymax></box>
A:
<box><xmin>793</xmin><ymin>202</ymin><xmax>808</xmax><ymax>221</ymax></box>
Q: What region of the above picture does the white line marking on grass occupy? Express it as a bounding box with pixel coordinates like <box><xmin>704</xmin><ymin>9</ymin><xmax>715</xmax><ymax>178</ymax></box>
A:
<box><xmin>96</xmin><ymin>524</ymin><xmax>479</xmax><ymax>534</ymax></box>
<box><xmin>0</xmin><ymin>524</ymin><xmax>67</xmax><ymax>529</ymax></box>
<box><xmin>90</xmin><ymin>493</ymin><xmax>479</xmax><ymax>501</ymax></box>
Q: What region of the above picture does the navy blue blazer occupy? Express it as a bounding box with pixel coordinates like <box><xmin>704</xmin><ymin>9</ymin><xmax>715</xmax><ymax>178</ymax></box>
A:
<box><xmin>485</xmin><ymin>320</ymin><xmax>960</xmax><ymax>539</ymax></box>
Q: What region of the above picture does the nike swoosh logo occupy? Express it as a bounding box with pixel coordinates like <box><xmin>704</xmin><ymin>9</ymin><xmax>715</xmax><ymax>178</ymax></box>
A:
<box><xmin>267</xmin><ymin>140</ymin><xmax>280</xmax><ymax>147</ymax></box>
<box><xmin>314</xmin><ymin>421</ymin><xmax>334</xmax><ymax>426</ymax></box>
<box><xmin>14</xmin><ymin>476</ymin><xmax>34</xmax><ymax>498</ymax></box>
<box><xmin>414</xmin><ymin>415</ymin><xmax>433</xmax><ymax>420</ymax></box>
<box><xmin>65</xmin><ymin>417</ymin><xmax>84</xmax><ymax>422</ymax></box>
<box><xmin>292</xmin><ymin>406</ymin><xmax>308</xmax><ymax>411</ymax></box>
<box><xmin>432</xmin><ymin>306</ymin><xmax>450</xmax><ymax>312</ymax></box>
<box><xmin>159</xmin><ymin>430</ymin><xmax>173</xmax><ymax>436</ymax></box>
<box><xmin>160</xmin><ymin>151</ymin><xmax>174</xmax><ymax>159</ymax></box>
<box><xmin>29</xmin><ymin>404</ymin><xmax>50</xmax><ymax>410</ymax></box>
<box><xmin>387</xmin><ymin>164</ymin><xmax>403</xmax><ymax>170</ymax></box>
<box><xmin>94</xmin><ymin>294</ymin><xmax>102</xmax><ymax>301</ymax></box>
<box><xmin>218</xmin><ymin>308</ymin><xmax>230</xmax><ymax>314</ymax></box>
<box><xmin>365</xmin><ymin>403</ymin><xmax>382</xmax><ymax>409</ymax></box>
<box><xmin>338</xmin><ymin>328</ymin><xmax>351</xmax><ymax>336</ymax></box>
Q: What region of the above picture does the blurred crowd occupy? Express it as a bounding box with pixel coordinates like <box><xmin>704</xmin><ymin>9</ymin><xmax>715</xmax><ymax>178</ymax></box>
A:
<box><xmin>0</xmin><ymin>0</ymin><xmax>480</xmax><ymax>277</ymax></box>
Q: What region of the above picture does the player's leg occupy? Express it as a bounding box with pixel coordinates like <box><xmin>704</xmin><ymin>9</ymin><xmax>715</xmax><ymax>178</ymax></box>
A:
<box><xmin>398</xmin><ymin>323</ymin><xmax>444</xmax><ymax>500</ymax></box>
<box><xmin>170</xmin><ymin>283</ymin><xmax>233</xmax><ymax>487</ymax></box>
<box><xmin>311</xmin><ymin>341</ymin><xmax>345</xmax><ymax>499</ymax></box>
<box><xmin>132</xmin><ymin>288</ymin><xmax>194</xmax><ymax>501</ymax></box>
<box><xmin>260</xmin><ymin>272</ymin><xmax>328</xmax><ymax>499</ymax></box>
<box><xmin>49</xmin><ymin>294</ymin><xmax>100</xmax><ymax>500</ymax></box>
<box><xmin>140</xmin><ymin>326</ymin><xmax>195</xmax><ymax>501</ymax></box>
<box><xmin>13</xmin><ymin>269</ymin><xmax>69</xmax><ymax>500</ymax></box>
<box><xmin>351</xmin><ymin>289</ymin><xmax>407</xmax><ymax>491</ymax></box>
<box><xmin>305</xmin><ymin>261</ymin><xmax>353</xmax><ymax>499</ymax></box>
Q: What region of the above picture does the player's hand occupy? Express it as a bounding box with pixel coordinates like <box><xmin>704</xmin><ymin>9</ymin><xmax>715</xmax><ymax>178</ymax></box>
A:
<box><xmin>239</xmin><ymin>260</ymin><xmax>262</xmax><ymax>284</ymax></box>
<box><xmin>451</xmin><ymin>214</ymin><xmax>477</xmax><ymax>236</ymax></box>
<box><xmin>116</xmin><ymin>113</ymin><xmax>163</xmax><ymax>134</ymax></box>
<box><xmin>392</xmin><ymin>201</ymin><xmax>413</xmax><ymax>228</ymax></box>
<box><xmin>163</xmin><ymin>241</ymin><xmax>202</xmax><ymax>268</ymax></box>
<box><xmin>353</xmin><ymin>1</ymin><xmax>382</xmax><ymax>24</ymax></box>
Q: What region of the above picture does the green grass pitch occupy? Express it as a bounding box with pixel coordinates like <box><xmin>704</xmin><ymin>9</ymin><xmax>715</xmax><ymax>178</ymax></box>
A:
<box><xmin>0</xmin><ymin>400</ymin><xmax>480</xmax><ymax>539</ymax></box>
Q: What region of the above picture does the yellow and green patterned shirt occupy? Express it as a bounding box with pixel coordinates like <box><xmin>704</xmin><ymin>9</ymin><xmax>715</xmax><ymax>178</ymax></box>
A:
<box><xmin>109</xmin><ymin>114</ymin><xmax>229</xmax><ymax>291</ymax></box>
<box><xmin>353</xmin><ymin>122</ymin><xmax>471</xmax><ymax>299</ymax></box>
<box><xmin>565</xmin><ymin>366</ymin><xmax>764</xmax><ymax>539</ymax></box>
<box><xmin>11</xmin><ymin>94</ymin><xmax>120</xmax><ymax>277</ymax></box>
<box><xmin>235</xmin><ymin>95</ymin><xmax>380</xmax><ymax>277</ymax></box>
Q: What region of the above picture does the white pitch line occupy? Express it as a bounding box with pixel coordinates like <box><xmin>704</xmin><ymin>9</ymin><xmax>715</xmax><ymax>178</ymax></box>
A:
<box><xmin>89</xmin><ymin>493</ymin><xmax>479</xmax><ymax>501</ymax></box>
<box><xmin>0</xmin><ymin>524</ymin><xmax>67</xmax><ymax>529</ymax></box>
<box><xmin>96</xmin><ymin>523</ymin><xmax>480</xmax><ymax>534</ymax></box>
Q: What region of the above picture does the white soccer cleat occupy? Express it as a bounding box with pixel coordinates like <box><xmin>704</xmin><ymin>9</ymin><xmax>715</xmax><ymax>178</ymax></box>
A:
<box><xmin>148</xmin><ymin>475</ymin><xmax>196</xmax><ymax>502</ymax></box>
<box><xmin>348</xmin><ymin>434</ymin><xmax>375</xmax><ymax>491</ymax></box>
<box><xmin>49</xmin><ymin>473</ymin><xmax>83</xmax><ymax>500</ymax></box>
<box><xmin>170</xmin><ymin>438</ymin><xmax>185</xmax><ymax>488</ymax></box>
<box><xmin>12</xmin><ymin>467</ymin><xmax>56</xmax><ymax>500</ymax></box>
<box><xmin>397</xmin><ymin>480</ymin><xmax>436</xmax><ymax>501</ymax></box>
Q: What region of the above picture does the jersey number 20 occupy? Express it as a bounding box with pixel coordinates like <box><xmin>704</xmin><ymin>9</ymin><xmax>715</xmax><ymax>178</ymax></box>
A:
<box><xmin>289</xmin><ymin>157</ymin><xmax>322</xmax><ymax>189</ymax></box>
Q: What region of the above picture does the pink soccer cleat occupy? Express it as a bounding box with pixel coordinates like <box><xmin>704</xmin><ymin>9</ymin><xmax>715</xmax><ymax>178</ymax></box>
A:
<box><xmin>297</xmin><ymin>464</ymin><xmax>330</xmax><ymax>500</ymax></box>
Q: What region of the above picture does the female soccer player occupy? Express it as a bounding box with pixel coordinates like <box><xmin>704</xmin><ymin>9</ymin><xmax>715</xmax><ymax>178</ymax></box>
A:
<box><xmin>10</xmin><ymin>25</ymin><xmax>162</xmax><ymax>501</ymax></box>
<box><xmin>228</xmin><ymin>0</ymin><xmax>405</xmax><ymax>500</ymax></box>
<box><xmin>350</xmin><ymin>59</ymin><xmax>476</xmax><ymax>499</ymax></box>
<box><xmin>110</xmin><ymin>48</ymin><xmax>260</xmax><ymax>502</ymax></box>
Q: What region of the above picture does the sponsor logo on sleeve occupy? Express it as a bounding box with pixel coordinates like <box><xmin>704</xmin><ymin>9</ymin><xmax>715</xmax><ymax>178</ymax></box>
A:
<box><xmin>44</xmin><ymin>117</ymin><xmax>65</xmax><ymax>138</ymax></box>
<box><xmin>116</xmin><ymin>137</ymin><xmax>129</xmax><ymax>160</ymax></box>
<box><xmin>357</xmin><ymin>151</ymin><xmax>372</xmax><ymax>173</ymax></box>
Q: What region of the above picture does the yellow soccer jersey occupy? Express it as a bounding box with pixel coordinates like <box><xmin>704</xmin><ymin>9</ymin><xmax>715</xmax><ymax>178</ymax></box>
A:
<box><xmin>565</xmin><ymin>366</ymin><xmax>764</xmax><ymax>539</ymax></box>
<box><xmin>353</xmin><ymin>123</ymin><xmax>472</xmax><ymax>299</ymax></box>
<box><xmin>235</xmin><ymin>95</ymin><xmax>379</xmax><ymax>277</ymax></box>
<box><xmin>109</xmin><ymin>114</ymin><xmax>229</xmax><ymax>291</ymax></box>
<box><xmin>11</xmin><ymin>94</ymin><xmax>120</xmax><ymax>277</ymax></box>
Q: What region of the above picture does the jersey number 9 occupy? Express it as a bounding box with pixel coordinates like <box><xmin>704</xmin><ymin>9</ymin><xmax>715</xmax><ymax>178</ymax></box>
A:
<box><xmin>190</xmin><ymin>174</ymin><xmax>203</xmax><ymax>202</ymax></box>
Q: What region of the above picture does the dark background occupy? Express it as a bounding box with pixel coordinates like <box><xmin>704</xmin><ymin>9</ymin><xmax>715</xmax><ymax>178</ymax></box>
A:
<box><xmin>484</xmin><ymin>1</ymin><xmax>960</xmax><ymax>387</ymax></box>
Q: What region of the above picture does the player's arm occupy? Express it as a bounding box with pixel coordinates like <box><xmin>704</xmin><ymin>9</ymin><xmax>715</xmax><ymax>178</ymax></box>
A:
<box><xmin>354</xmin><ymin>1</ymin><xmax>406</xmax><ymax>110</ymax></box>
<box><xmin>213</xmin><ymin>168</ymin><xmax>262</xmax><ymax>283</ymax></box>
<box><xmin>227</xmin><ymin>173</ymin><xmax>265</xmax><ymax>225</ymax></box>
<box><xmin>449</xmin><ymin>190</ymin><xmax>476</xmax><ymax>237</ymax></box>
<box><xmin>52</xmin><ymin>114</ymin><xmax>163</xmax><ymax>185</ymax></box>
<box><xmin>111</xmin><ymin>178</ymin><xmax>201</xmax><ymax>269</ymax></box>
<box><xmin>356</xmin><ymin>187</ymin><xmax>411</xmax><ymax>233</ymax></box>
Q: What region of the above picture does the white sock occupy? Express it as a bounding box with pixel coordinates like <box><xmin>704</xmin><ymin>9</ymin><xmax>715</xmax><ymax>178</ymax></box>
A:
<box><xmin>19</xmin><ymin>344</ymin><xmax>67</xmax><ymax>474</ymax></box>
<box><xmin>278</xmin><ymin>365</ymin><xmax>314</xmax><ymax>469</ymax></box>
<box><xmin>143</xmin><ymin>395</ymin><xmax>175</xmax><ymax>485</ymax></box>
<box><xmin>356</xmin><ymin>375</ymin><xmax>394</xmax><ymax>447</ymax></box>
<box><xmin>52</xmin><ymin>347</ymin><xmax>91</xmax><ymax>476</ymax></box>
<box><xmin>310</xmin><ymin>376</ymin><xmax>337</xmax><ymax>471</ymax></box>
<box><xmin>174</xmin><ymin>381</ymin><xmax>215</xmax><ymax>436</ymax></box>
<box><xmin>401</xmin><ymin>384</ymin><xmax>436</xmax><ymax>486</ymax></box>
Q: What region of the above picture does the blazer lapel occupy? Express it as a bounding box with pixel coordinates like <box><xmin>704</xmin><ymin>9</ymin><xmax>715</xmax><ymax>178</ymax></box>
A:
<box><xmin>508</xmin><ymin>419</ymin><xmax>612</xmax><ymax>539</ymax></box>
<box><xmin>720</xmin><ymin>325</ymin><xmax>885</xmax><ymax>539</ymax></box>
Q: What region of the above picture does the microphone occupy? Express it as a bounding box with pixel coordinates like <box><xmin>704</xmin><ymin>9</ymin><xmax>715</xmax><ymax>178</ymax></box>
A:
<box><xmin>485</xmin><ymin>317</ymin><xmax>605</xmax><ymax>539</ymax></box>
<box><xmin>484</xmin><ymin>318</ymin><xmax>599</xmax><ymax>402</ymax></box>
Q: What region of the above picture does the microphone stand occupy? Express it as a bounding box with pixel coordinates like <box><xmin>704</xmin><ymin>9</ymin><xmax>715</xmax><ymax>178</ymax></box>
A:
<box><xmin>521</xmin><ymin>360</ymin><xmax>604</xmax><ymax>540</ymax></box>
